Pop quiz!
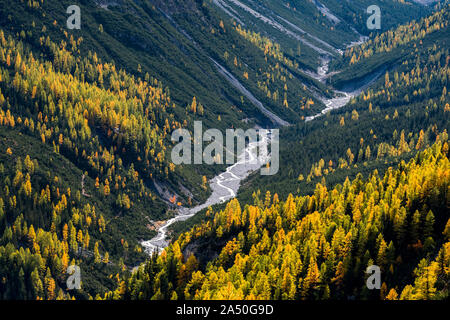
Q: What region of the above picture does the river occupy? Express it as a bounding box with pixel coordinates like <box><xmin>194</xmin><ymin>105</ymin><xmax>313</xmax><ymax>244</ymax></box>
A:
<box><xmin>141</xmin><ymin>53</ymin><xmax>385</xmax><ymax>255</ymax></box>
<box><xmin>140</xmin><ymin>52</ymin><xmax>386</xmax><ymax>255</ymax></box>
<box><xmin>305</xmin><ymin>56</ymin><xmax>386</xmax><ymax>122</ymax></box>
<box><xmin>140</xmin><ymin>5</ymin><xmax>381</xmax><ymax>254</ymax></box>
<box><xmin>141</xmin><ymin>131</ymin><xmax>273</xmax><ymax>254</ymax></box>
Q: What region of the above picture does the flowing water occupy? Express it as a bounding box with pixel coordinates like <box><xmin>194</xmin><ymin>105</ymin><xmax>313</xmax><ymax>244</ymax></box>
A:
<box><xmin>140</xmin><ymin>4</ymin><xmax>382</xmax><ymax>254</ymax></box>
<box><xmin>141</xmin><ymin>131</ymin><xmax>273</xmax><ymax>254</ymax></box>
<box><xmin>140</xmin><ymin>55</ymin><xmax>384</xmax><ymax>255</ymax></box>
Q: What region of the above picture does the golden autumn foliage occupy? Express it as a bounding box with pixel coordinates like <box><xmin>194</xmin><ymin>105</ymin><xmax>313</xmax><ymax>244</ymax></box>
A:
<box><xmin>110</xmin><ymin>141</ymin><xmax>449</xmax><ymax>300</ymax></box>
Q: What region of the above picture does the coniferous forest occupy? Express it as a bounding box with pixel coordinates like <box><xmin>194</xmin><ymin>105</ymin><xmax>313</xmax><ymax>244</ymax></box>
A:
<box><xmin>0</xmin><ymin>0</ymin><xmax>448</xmax><ymax>303</ymax></box>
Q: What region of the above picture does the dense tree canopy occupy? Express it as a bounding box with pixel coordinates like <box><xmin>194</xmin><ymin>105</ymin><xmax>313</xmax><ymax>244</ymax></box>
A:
<box><xmin>109</xmin><ymin>140</ymin><xmax>449</xmax><ymax>300</ymax></box>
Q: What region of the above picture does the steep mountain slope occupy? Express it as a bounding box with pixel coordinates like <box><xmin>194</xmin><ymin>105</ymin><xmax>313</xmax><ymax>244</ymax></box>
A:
<box><xmin>0</xmin><ymin>0</ymin><xmax>331</xmax><ymax>130</ymax></box>
<box><xmin>0</xmin><ymin>126</ymin><xmax>167</xmax><ymax>298</ymax></box>
<box><xmin>239</xmin><ymin>6</ymin><xmax>449</xmax><ymax>202</ymax></box>
<box><xmin>0</xmin><ymin>0</ymin><xmax>321</xmax><ymax>299</ymax></box>
<box><xmin>210</xmin><ymin>0</ymin><xmax>431</xmax><ymax>69</ymax></box>
<box><xmin>0</xmin><ymin>0</ymin><xmax>447</xmax><ymax>301</ymax></box>
<box><xmin>112</xmin><ymin>140</ymin><xmax>449</xmax><ymax>300</ymax></box>
<box><xmin>0</xmin><ymin>28</ymin><xmax>178</xmax><ymax>298</ymax></box>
